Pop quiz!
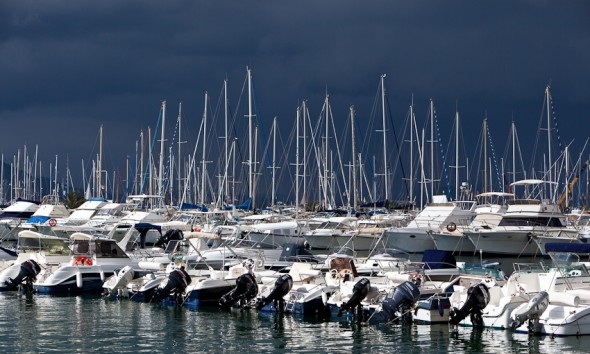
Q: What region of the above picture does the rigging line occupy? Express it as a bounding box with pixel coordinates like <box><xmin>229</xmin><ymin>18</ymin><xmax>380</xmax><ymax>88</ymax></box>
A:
<box><xmin>386</xmin><ymin>94</ymin><xmax>409</xmax><ymax>200</ymax></box>
<box><xmin>485</xmin><ymin>121</ymin><xmax>503</xmax><ymax>192</ymax></box>
<box><xmin>140</xmin><ymin>105</ymin><xmax>162</xmax><ymax>194</ymax></box>
<box><xmin>123</xmin><ymin>136</ymin><xmax>140</xmax><ymax>200</ymax></box>
<box><xmin>433</xmin><ymin>109</ymin><xmax>452</xmax><ymax>199</ymax></box>
<box><xmin>159</xmin><ymin>109</ymin><xmax>181</xmax><ymax>200</ymax></box>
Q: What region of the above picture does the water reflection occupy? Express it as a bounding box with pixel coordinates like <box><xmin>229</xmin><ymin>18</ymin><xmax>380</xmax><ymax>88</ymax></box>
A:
<box><xmin>1</xmin><ymin>293</ymin><xmax>590</xmax><ymax>353</ymax></box>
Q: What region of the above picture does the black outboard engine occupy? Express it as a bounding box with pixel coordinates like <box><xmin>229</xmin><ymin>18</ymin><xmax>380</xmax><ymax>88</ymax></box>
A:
<box><xmin>338</xmin><ymin>278</ymin><xmax>371</xmax><ymax>317</ymax></box>
<box><xmin>152</xmin><ymin>266</ymin><xmax>192</xmax><ymax>303</ymax></box>
<box><xmin>256</xmin><ymin>274</ymin><xmax>293</xmax><ymax>312</ymax></box>
<box><xmin>5</xmin><ymin>259</ymin><xmax>42</xmax><ymax>293</ymax></box>
<box><xmin>373</xmin><ymin>281</ymin><xmax>421</xmax><ymax>324</ymax></box>
<box><xmin>219</xmin><ymin>273</ymin><xmax>259</xmax><ymax>310</ymax></box>
<box><xmin>449</xmin><ymin>282</ymin><xmax>490</xmax><ymax>329</ymax></box>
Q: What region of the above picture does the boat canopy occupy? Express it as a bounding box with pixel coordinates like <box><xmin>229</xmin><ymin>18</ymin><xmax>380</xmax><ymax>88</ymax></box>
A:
<box><xmin>510</xmin><ymin>179</ymin><xmax>558</xmax><ymax>186</ymax></box>
<box><xmin>545</xmin><ymin>242</ymin><xmax>590</xmax><ymax>254</ymax></box>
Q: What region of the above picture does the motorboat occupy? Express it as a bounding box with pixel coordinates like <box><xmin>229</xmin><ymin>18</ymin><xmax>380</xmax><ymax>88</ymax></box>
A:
<box><xmin>0</xmin><ymin>199</ymin><xmax>40</xmax><ymax>241</ymax></box>
<box><xmin>303</xmin><ymin>216</ymin><xmax>358</xmax><ymax>250</ymax></box>
<box><xmin>430</xmin><ymin>192</ymin><xmax>509</xmax><ymax>254</ymax></box>
<box><xmin>34</xmin><ymin>232</ymin><xmax>142</xmax><ymax>294</ymax></box>
<box><xmin>0</xmin><ymin>230</ymin><xmax>71</xmax><ymax>291</ymax></box>
<box><xmin>464</xmin><ymin>180</ymin><xmax>578</xmax><ymax>256</ymax></box>
<box><xmin>382</xmin><ymin>195</ymin><xmax>475</xmax><ymax>253</ymax></box>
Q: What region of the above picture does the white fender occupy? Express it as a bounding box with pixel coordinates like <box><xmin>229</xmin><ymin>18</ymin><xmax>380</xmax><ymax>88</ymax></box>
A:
<box><xmin>76</xmin><ymin>271</ymin><xmax>83</xmax><ymax>288</ymax></box>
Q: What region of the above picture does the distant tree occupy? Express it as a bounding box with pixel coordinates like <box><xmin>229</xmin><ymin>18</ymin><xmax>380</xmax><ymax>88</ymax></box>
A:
<box><xmin>66</xmin><ymin>191</ymin><xmax>86</xmax><ymax>209</ymax></box>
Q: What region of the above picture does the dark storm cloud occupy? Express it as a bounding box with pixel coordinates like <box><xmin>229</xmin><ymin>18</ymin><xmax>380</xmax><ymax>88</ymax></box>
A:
<box><xmin>1</xmin><ymin>0</ymin><xmax>589</xmax><ymax>194</ymax></box>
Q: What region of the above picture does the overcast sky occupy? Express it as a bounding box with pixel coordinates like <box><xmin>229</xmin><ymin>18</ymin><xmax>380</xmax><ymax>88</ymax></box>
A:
<box><xmin>1</xmin><ymin>1</ymin><xmax>589</xmax><ymax>202</ymax></box>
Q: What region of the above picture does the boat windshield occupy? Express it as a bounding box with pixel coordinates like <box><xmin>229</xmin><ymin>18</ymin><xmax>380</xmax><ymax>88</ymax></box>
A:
<box><xmin>18</xmin><ymin>237</ymin><xmax>70</xmax><ymax>255</ymax></box>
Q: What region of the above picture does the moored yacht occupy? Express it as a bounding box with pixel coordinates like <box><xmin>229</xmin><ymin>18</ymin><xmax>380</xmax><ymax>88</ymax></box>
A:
<box><xmin>34</xmin><ymin>232</ymin><xmax>142</xmax><ymax>294</ymax></box>
<box><xmin>430</xmin><ymin>192</ymin><xmax>511</xmax><ymax>255</ymax></box>
<box><xmin>464</xmin><ymin>181</ymin><xmax>578</xmax><ymax>256</ymax></box>
<box><xmin>382</xmin><ymin>195</ymin><xmax>475</xmax><ymax>253</ymax></box>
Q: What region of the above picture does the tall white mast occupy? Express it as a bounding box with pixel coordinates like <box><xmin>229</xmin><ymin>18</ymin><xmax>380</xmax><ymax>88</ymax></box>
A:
<box><xmin>380</xmin><ymin>74</ymin><xmax>389</xmax><ymax>201</ymax></box>
<box><xmin>351</xmin><ymin>105</ymin><xmax>358</xmax><ymax>210</ymax></box>
<box><xmin>247</xmin><ymin>67</ymin><xmax>253</xmax><ymax>208</ymax></box>
<box><xmin>201</xmin><ymin>92</ymin><xmax>208</xmax><ymax>205</ymax></box>
<box><xmin>430</xmin><ymin>99</ymin><xmax>435</xmax><ymax>202</ymax></box>
<box><xmin>271</xmin><ymin>117</ymin><xmax>277</xmax><ymax>208</ymax></box>
<box><xmin>224</xmin><ymin>79</ymin><xmax>229</xmax><ymax>201</ymax></box>
<box><xmin>324</xmin><ymin>94</ymin><xmax>329</xmax><ymax>207</ymax></box>
<box><xmin>98</xmin><ymin>124</ymin><xmax>103</xmax><ymax>198</ymax></box>
<box><xmin>545</xmin><ymin>85</ymin><xmax>553</xmax><ymax>199</ymax></box>
<box><xmin>33</xmin><ymin>145</ymin><xmax>38</xmax><ymax>199</ymax></box>
<box><xmin>177</xmin><ymin>102</ymin><xmax>183</xmax><ymax>206</ymax></box>
<box><xmin>302</xmin><ymin>100</ymin><xmax>308</xmax><ymax>207</ymax></box>
<box><xmin>158</xmin><ymin>101</ymin><xmax>166</xmax><ymax>205</ymax></box>
<box><xmin>454</xmin><ymin>110</ymin><xmax>460</xmax><ymax>200</ymax></box>
<box><xmin>512</xmin><ymin>121</ymin><xmax>516</xmax><ymax>186</ymax></box>
<box><xmin>295</xmin><ymin>106</ymin><xmax>300</xmax><ymax>215</ymax></box>
<box><xmin>409</xmin><ymin>102</ymin><xmax>415</xmax><ymax>206</ymax></box>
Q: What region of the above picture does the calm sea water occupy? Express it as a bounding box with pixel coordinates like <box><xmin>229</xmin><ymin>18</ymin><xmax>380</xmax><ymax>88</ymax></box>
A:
<box><xmin>2</xmin><ymin>291</ymin><xmax>590</xmax><ymax>354</ymax></box>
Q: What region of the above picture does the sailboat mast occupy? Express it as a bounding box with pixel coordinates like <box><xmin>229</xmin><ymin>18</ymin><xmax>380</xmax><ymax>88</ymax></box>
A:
<box><xmin>455</xmin><ymin>110</ymin><xmax>460</xmax><ymax>200</ymax></box>
<box><xmin>430</xmin><ymin>99</ymin><xmax>434</xmax><ymax>202</ymax></box>
<box><xmin>409</xmin><ymin>102</ymin><xmax>414</xmax><ymax>207</ymax></box>
<box><xmin>546</xmin><ymin>85</ymin><xmax>553</xmax><ymax>199</ymax></box>
<box><xmin>177</xmin><ymin>102</ymin><xmax>183</xmax><ymax>206</ymax></box>
<box><xmin>512</xmin><ymin>121</ymin><xmax>516</xmax><ymax>187</ymax></box>
<box><xmin>271</xmin><ymin>117</ymin><xmax>277</xmax><ymax>208</ymax></box>
<box><xmin>302</xmin><ymin>100</ymin><xmax>308</xmax><ymax>208</ymax></box>
<box><xmin>295</xmin><ymin>106</ymin><xmax>300</xmax><ymax>214</ymax></box>
<box><xmin>224</xmin><ymin>79</ymin><xmax>229</xmax><ymax>201</ymax></box>
<box><xmin>381</xmin><ymin>74</ymin><xmax>389</xmax><ymax>201</ymax></box>
<box><xmin>247</xmin><ymin>67</ymin><xmax>253</xmax><ymax>208</ymax></box>
<box><xmin>484</xmin><ymin>117</ymin><xmax>488</xmax><ymax>195</ymax></box>
<box><xmin>351</xmin><ymin>105</ymin><xmax>358</xmax><ymax>210</ymax></box>
<box><xmin>324</xmin><ymin>94</ymin><xmax>329</xmax><ymax>207</ymax></box>
<box><xmin>98</xmin><ymin>124</ymin><xmax>103</xmax><ymax>198</ymax></box>
<box><xmin>201</xmin><ymin>92</ymin><xmax>208</xmax><ymax>205</ymax></box>
<box><xmin>158</xmin><ymin>101</ymin><xmax>166</xmax><ymax>205</ymax></box>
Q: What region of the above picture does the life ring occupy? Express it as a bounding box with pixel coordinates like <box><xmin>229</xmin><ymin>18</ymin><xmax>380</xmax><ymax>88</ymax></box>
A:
<box><xmin>446</xmin><ymin>222</ymin><xmax>457</xmax><ymax>232</ymax></box>
<box><xmin>74</xmin><ymin>256</ymin><xmax>93</xmax><ymax>266</ymax></box>
<box><xmin>48</xmin><ymin>218</ymin><xmax>57</xmax><ymax>227</ymax></box>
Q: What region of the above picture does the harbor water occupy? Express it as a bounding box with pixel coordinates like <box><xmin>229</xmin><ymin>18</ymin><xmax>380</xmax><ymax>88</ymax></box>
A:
<box><xmin>2</xmin><ymin>289</ymin><xmax>590</xmax><ymax>353</ymax></box>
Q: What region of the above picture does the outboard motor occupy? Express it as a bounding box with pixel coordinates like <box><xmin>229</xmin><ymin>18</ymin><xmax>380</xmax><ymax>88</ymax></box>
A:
<box><xmin>219</xmin><ymin>273</ymin><xmax>259</xmax><ymax>310</ymax></box>
<box><xmin>5</xmin><ymin>259</ymin><xmax>42</xmax><ymax>293</ymax></box>
<box><xmin>449</xmin><ymin>282</ymin><xmax>490</xmax><ymax>329</ymax></box>
<box><xmin>374</xmin><ymin>281</ymin><xmax>421</xmax><ymax>323</ymax></box>
<box><xmin>256</xmin><ymin>274</ymin><xmax>293</xmax><ymax>312</ymax></box>
<box><xmin>510</xmin><ymin>291</ymin><xmax>549</xmax><ymax>332</ymax></box>
<box><xmin>337</xmin><ymin>278</ymin><xmax>371</xmax><ymax>317</ymax></box>
<box><xmin>152</xmin><ymin>266</ymin><xmax>192</xmax><ymax>303</ymax></box>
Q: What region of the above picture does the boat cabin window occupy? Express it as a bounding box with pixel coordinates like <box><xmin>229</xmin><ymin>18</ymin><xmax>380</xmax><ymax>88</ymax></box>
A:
<box><xmin>96</xmin><ymin>240</ymin><xmax>127</xmax><ymax>258</ymax></box>
<box><xmin>71</xmin><ymin>240</ymin><xmax>91</xmax><ymax>255</ymax></box>
<box><xmin>498</xmin><ymin>217</ymin><xmax>563</xmax><ymax>227</ymax></box>
<box><xmin>18</xmin><ymin>237</ymin><xmax>70</xmax><ymax>255</ymax></box>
